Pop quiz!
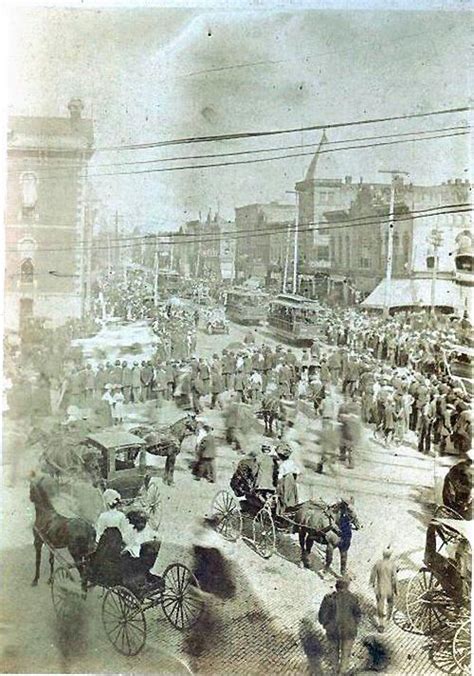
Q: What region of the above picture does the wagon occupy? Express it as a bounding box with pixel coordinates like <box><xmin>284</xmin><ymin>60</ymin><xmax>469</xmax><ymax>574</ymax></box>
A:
<box><xmin>50</xmin><ymin>539</ymin><xmax>204</xmax><ymax>657</ymax></box>
<box><xmin>82</xmin><ymin>429</ymin><xmax>162</xmax><ymax>529</ymax></box>
<box><xmin>404</xmin><ymin>506</ymin><xmax>471</xmax><ymax>674</ymax></box>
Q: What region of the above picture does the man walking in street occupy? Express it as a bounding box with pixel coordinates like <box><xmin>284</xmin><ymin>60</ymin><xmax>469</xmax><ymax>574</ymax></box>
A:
<box><xmin>194</xmin><ymin>425</ymin><xmax>217</xmax><ymax>483</ymax></box>
<box><xmin>370</xmin><ymin>546</ymin><xmax>399</xmax><ymax>632</ymax></box>
<box><xmin>318</xmin><ymin>577</ymin><xmax>362</xmax><ymax>675</ymax></box>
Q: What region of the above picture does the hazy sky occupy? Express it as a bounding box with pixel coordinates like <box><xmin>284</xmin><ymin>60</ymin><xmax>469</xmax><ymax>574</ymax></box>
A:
<box><xmin>7</xmin><ymin>6</ymin><xmax>472</xmax><ymax>230</ymax></box>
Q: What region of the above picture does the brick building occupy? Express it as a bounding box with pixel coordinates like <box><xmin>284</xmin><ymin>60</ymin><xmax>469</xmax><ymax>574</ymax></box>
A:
<box><xmin>175</xmin><ymin>211</ymin><xmax>222</xmax><ymax>280</ymax></box>
<box><xmin>234</xmin><ymin>201</ymin><xmax>295</xmax><ymax>283</ymax></box>
<box><xmin>295</xmin><ymin>131</ymin><xmax>472</xmax><ymax>308</ymax></box>
<box><xmin>5</xmin><ymin>98</ymin><xmax>94</xmax><ymax>330</ymax></box>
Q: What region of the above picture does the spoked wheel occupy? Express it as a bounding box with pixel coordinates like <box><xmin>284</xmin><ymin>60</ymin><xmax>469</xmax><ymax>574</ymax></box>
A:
<box><xmin>453</xmin><ymin>617</ymin><xmax>471</xmax><ymax>675</ymax></box>
<box><xmin>406</xmin><ymin>568</ymin><xmax>455</xmax><ymax>635</ymax></box>
<box><xmin>144</xmin><ymin>481</ymin><xmax>162</xmax><ymax>531</ymax></box>
<box><xmin>161</xmin><ymin>563</ymin><xmax>204</xmax><ymax>630</ymax></box>
<box><xmin>252</xmin><ymin>507</ymin><xmax>276</xmax><ymax>559</ymax></box>
<box><xmin>210</xmin><ymin>490</ymin><xmax>242</xmax><ymax>542</ymax></box>
<box><xmin>51</xmin><ymin>565</ymin><xmax>84</xmax><ymax>620</ymax></box>
<box><xmin>102</xmin><ymin>586</ymin><xmax>146</xmax><ymax>656</ymax></box>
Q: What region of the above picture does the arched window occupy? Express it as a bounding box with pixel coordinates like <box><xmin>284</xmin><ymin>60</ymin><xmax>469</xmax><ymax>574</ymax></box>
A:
<box><xmin>20</xmin><ymin>172</ymin><xmax>38</xmax><ymax>216</ymax></box>
<box><xmin>20</xmin><ymin>258</ymin><xmax>34</xmax><ymax>284</ymax></box>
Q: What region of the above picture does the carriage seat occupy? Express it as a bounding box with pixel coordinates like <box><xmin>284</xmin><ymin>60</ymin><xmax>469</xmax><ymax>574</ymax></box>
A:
<box><xmin>88</xmin><ymin>527</ymin><xmax>124</xmax><ymax>587</ymax></box>
<box><xmin>88</xmin><ymin>526</ymin><xmax>163</xmax><ymax>595</ymax></box>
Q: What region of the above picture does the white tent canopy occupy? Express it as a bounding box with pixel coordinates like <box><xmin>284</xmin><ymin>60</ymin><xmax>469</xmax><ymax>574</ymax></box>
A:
<box><xmin>361</xmin><ymin>278</ymin><xmax>461</xmax><ymax>310</ymax></box>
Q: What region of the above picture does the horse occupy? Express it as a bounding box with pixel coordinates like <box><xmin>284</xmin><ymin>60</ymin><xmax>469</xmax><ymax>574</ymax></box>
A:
<box><xmin>131</xmin><ymin>414</ymin><xmax>199</xmax><ymax>485</ymax></box>
<box><xmin>292</xmin><ymin>498</ymin><xmax>361</xmax><ymax>575</ymax></box>
<box><xmin>29</xmin><ymin>473</ymin><xmax>96</xmax><ymax>588</ymax></box>
<box><xmin>258</xmin><ymin>394</ymin><xmax>285</xmax><ymax>437</ymax></box>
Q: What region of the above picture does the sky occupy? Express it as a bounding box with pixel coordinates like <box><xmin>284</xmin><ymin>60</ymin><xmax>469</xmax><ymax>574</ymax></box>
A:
<box><xmin>6</xmin><ymin>6</ymin><xmax>472</xmax><ymax>231</ymax></box>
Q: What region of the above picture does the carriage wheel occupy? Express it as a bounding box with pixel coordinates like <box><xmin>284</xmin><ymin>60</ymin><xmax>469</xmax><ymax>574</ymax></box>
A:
<box><xmin>210</xmin><ymin>490</ymin><xmax>242</xmax><ymax>542</ymax></box>
<box><xmin>253</xmin><ymin>508</ymin><xmax>276</xmax><ymax>559</ymax></box>
<box><xmin>406</xmin><ymin>568</ymin><xmax>454</xmax><ymax>635</ymax></box>
<box><xmin>51</xmin><ymin>565</ymin><xmax>83</xmax><ymax>620</ymax></box>
<box><xmin>102</xmin><ymin>586</ymin><xmax>146</xmax><ymax>656</ymax></box>
<box><xmin>145</xmin><ymin>482</ymin><xmax>162</xmax><ymax>531</ymax></box>
<box><xmin>161</xmin><ymin>563</ymin><xmax>204</xmax><ymax>630</ymax></box>
<box><xmin>453</xmin><ymin>617</ymin><xmax>471</xmax><ymax>675</ymax></box>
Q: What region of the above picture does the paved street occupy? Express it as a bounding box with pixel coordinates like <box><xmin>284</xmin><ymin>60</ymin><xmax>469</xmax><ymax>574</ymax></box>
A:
<box><xmin>0</xmin><ymin>319</ymin><xmax>449</xmax><ymax>675</ymax></box>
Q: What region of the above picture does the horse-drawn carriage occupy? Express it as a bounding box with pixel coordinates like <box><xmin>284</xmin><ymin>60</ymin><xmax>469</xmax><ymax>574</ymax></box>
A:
<box><xmin>403</xmin><ymin>506</ymin><xmax>471</xmax><ymax>674</ymax></box>
<box><xmin>30</xmin><ymin>473</ymin><xmax>204</xmax><ymax>657</ymax></box>
<box><xmin>205</xmin><ymin>307</ymin><xmax>229</xmax><ymax>335</ymax></box>
<box><xmin>209</xmin><ymin>449</ymin><xmax>360</xmax><ymax>572</ymax></box>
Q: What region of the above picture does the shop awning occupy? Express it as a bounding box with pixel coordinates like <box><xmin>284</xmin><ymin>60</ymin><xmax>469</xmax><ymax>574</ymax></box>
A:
<box><xmin>361</xmin><ymin>277</ymin><xmax>461</xmax><ymax>310</ymax></box>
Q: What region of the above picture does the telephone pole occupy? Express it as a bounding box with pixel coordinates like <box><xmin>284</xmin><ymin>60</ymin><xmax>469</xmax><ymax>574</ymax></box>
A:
<box><xmin>286</xmin><ymin>190</ymin><xmax>300</xmax><ymax>295</ymax></box>
<box><xmin>429</xmin><ymin>228</ymin><xmax>443</xmax><ymax>315</ymax></box>
<box><xmin>154</xmin><ymin>237</ymin><xmax>160</xmax><ymax>307</ymax></box>
<box><xmin>379</xmin><ymin>170</ymin><xmax>409</xmax><ymax>318</ymax></box>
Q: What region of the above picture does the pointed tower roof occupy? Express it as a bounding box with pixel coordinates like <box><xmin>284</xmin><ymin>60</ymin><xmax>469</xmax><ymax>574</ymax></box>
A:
<box><xmin>304</xmin><ymin>130</ymin><xmax>328</xmax><ymax>181</ymax></box>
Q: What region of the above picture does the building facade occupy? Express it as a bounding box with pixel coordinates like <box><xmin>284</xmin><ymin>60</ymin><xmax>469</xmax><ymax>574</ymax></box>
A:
<box><xmin>295</xmin><ymin>132</ymin><xmax>472</xmax><ymax>309</ymax></box>
<box><xmin>234</xmin><ymin>201</ymin><xmax>295</xmax><ymax>284</ymax></box>
<box><xmin>5</xmin><ymin>99</ymin><xmax>94</xmax><ymax>330</ymax></box>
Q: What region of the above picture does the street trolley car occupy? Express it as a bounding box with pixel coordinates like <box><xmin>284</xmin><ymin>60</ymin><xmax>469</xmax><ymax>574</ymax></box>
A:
<box><xmin>267</xmin><ymin>294</ymin><xmax>322</xmax><ymax>346</ymax></box>
<box><xmin>225</xmin><ymin>287</ymin><xmax>268</xmax><ymax>325</ymax></box>
<box><xmin>404</xmin><ymin>506</ymin><xmax>471</xmax><ymax>674</ymax></box>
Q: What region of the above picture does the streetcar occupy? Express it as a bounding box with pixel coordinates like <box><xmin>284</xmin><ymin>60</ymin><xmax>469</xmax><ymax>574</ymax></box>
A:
<box><xmin>267</xmin><ymin>294</ymin><xmax>322</xmax><ymax>345</ymax></box>
<box><xmin>225</xmin><ymin>287</ymin><xmax>269</xmax><ymax>325</ymax></box>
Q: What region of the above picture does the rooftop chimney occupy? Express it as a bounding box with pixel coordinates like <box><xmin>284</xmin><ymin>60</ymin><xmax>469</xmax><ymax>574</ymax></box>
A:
<box><xmin>68</xmin><ymin>98</ymin><xmax>84</xmax><ymax>127</ymax></box>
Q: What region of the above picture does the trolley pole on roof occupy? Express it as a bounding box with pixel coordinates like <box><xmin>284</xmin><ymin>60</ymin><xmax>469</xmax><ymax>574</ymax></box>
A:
<box><xmin>379</xmin><ymin>170</ymin><xmax>409</xmax><ymax>318</ymax></box>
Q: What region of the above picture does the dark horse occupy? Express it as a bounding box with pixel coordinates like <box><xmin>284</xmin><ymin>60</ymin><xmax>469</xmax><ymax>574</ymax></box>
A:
<box><xmin>29</xmin><ymin>473</ymin><xmax>96</xmax><ymax>587</ymax></box>
<box><xmin>131</xmin><ymin>415</ymin><xmax>198</xmax><ymax>485</ymax></box>
<box><xmin>258</xmin><ymin>394</ymin><xmax>284</xmax><ymax>437</ymax></box>
<box><xmin>293</xmin><ymin>498</ymin><xmax>361</xmax><ymax>575</ymax></box>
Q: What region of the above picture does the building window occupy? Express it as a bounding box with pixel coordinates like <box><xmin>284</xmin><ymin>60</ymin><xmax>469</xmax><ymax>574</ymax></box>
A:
<box><xmin>359</xmin><ymin>256</ymin><xmax>371</xmax><ymax>269</ymax></box>
<box><xmin>316</xmin><ymin>245</ymin><xmax>330</xmax><ymax>261</ymax></box>
<box><xmin>20</xmin><ymin>171</ymin><xmax>38</xmax><ymax>218</ymax></box>
<box><xmin>20</xmin><ymin>258</ymin><xmax>34</xmax><ymax>284</ymax></box>
<box><xmin>426</xmin><ymin>256</ymin><xmax>435</xmax><ymax>270</ymax></box>
<box><xmin>345</xmin><ymin>235</ymin><xmax>350</xmax><ymax>268</ymax></box>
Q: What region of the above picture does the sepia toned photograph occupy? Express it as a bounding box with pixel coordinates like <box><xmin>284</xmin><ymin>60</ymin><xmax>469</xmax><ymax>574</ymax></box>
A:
<box><xmin>1</xmin><ymin>1</ymin><xmax>472</xmax><ymax>674</ymax></box>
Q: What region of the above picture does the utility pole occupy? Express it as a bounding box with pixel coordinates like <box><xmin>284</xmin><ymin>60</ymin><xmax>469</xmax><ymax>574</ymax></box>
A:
<box><xmin>282</xmin><ymin>222</ymin><xmax>292</xmax><ymax>293</ymax></box>
<box><xmin>286</xmin><ymin>190</ymin><xmax>300</xmax><ymax>295</ymax></box>
<box><xmin>429</xmin><ymin>228</ymin><xmax>443</xmax><ymax>315</ymax></box>
<box><xmin>154</xmin><ymin>237</ymin><xmax>159</xmax><ymax>307</ymax></box>
<box><xmin>379</xmin><ymin>170</ymin><xmax>409</xmax><ymax>318</ymax></box>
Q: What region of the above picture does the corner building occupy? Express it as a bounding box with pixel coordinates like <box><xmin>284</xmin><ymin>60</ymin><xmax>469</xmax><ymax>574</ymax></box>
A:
<box><xmin>5</xmin><ymin>98</ymin><xmax>94</xmax><ymax>330</ymax></box>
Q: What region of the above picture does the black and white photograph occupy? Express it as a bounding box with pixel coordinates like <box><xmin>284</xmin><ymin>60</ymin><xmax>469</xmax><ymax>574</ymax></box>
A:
<box><xmin>1</xmin><ymin>1</ymin><xmax>472</xmax><ymax>674</ymax></box>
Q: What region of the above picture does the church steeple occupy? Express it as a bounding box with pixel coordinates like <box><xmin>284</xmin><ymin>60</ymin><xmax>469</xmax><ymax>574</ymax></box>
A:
<box><xmin>304</xmin><ymin>130</ymin><xmax>328</xmax><ymax>181</ymax></box>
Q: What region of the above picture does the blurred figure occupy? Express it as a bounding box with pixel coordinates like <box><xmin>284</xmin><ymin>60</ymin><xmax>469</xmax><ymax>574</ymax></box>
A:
<box><xmin>370</xmin><ymin>546</ymin><xmax>399</xmax><ymax>632</ymax></box>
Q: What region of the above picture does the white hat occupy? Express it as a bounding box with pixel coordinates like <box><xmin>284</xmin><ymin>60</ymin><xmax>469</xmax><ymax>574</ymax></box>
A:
<box><xmin>103</xmin><ymin>488</ymin><xmax>121</xmax><ymax>508</ymax></box>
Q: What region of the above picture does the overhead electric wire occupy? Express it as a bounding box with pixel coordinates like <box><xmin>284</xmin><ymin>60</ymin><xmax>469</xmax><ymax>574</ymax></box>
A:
<box><xmin>95</xmin><ymin>104</ymin><xmax>470</xmax><ymax>151</ymax></box>
<box><xmin>13</xmin><ymin>201</ymin><xmax>470</xmax><ymax>250</ymax></box>
<box><xmin>5</xmin><ymin>205</ymin><xmax>472</xmax><ymax>255</ymax></box>
<box><xmin>8</xmin><ymin>124</ymin><xmax>469</xmax><ymax>175</ymax></box>
<box><xmin>10</xmin><ymin>129</ymin><xmax>469</xmax><ymax>182</ymax></box>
